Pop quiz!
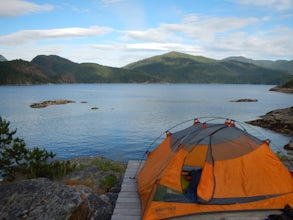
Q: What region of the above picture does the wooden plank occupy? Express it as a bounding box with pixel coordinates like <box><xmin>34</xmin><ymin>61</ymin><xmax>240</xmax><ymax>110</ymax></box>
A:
<box><xmin>117</xmin><ymin>191</ymin><xmax>139</xmax><ymax>198</ymax></box>
<box><xmin>113</xmin><ymin>208</ymin><xmax>141</xmax><ymax>216</ymax></box>
<box><xmin>111</xmin><ymin>160</ymin><xmax>143</xmax><ymax>220</ymax></box>
<box><xmin>111</xmin><ymin>215</ymin><xmax>141</xmax><ymax>220</ymax></box>
<box><xmin>116</xmin><ymin>197</ymin><xmax>140</xmax><ymax>203</ymax></box>
<box><xmin>114</xmin><ymin>202</ymin><xmax>140</xmax><ymax>209</ymax></box>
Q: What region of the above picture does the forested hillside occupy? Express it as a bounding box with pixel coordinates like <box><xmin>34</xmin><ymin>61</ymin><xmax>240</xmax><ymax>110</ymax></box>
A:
<box><xmin>124</xmin><ymin>52</ymin><xmax>292</xmax><ymax>84</ymax></box>
<box><xmin>0</xmin><ymin>52</ymin><xmax>292</xmax><ymax>85</ymax></box>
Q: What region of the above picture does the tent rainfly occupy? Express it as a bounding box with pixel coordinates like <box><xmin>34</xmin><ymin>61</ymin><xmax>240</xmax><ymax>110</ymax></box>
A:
<box><xmin>137</xmin><ymin>119</ymin><xmax>293</xmax><ymax>219</ymax></box>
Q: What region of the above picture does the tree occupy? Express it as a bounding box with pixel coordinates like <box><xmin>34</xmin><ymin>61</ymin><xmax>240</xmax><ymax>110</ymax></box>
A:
<box><xmin>0</xmin><ymin>116</ymin><xmax>55</xmax><ymax>180</ymax></box>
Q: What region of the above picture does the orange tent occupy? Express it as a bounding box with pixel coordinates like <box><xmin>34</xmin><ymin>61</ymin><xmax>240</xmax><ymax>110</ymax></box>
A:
<box><xmin>136</xmin><ymin>119</ymin><xmax>293</xmax><ymax>220</ymax></box>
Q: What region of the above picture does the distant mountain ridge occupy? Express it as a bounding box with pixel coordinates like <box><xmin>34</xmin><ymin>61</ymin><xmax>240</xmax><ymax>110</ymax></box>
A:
<box><xmin>0</xmin><ymin>52</ymin><xmax>292</xmax><ymax>85</ymax></box>
<box><xmin>0</xmin><ymin>55</ymin><xmax>158</xmax><ymax>84</ymax></box>
<box><xmin>224</xmin><ymin>56</ymin><xmax>293</xmax><ymax>72</ymax></box>
<box><xmin>124</xmin><ymin>51</ymin><xmax>292</xmax><ymax>84</ymax></box>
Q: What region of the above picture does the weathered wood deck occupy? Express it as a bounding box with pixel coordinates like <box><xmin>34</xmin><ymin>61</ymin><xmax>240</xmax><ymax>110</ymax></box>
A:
<box><xmin>112</xmin><ymin>160</ymin><xmax>282</xmax><ymax>220</ymax></box>
<box><xmin>111</xmin><ymin>160</ymin><xmax>143</xmax><ymax>220</ymax></box>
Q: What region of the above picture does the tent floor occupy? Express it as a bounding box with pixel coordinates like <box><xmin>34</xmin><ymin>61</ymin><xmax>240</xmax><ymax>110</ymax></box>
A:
<box><xmin>112</xmin><ymin>160</ymin><xmax>282</xmax><ymax>220</ymax></box>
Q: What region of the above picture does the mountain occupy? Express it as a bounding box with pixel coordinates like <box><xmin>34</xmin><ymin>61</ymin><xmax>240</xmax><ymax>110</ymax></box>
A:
<box><xmin>224</xmin><ymin>56</ymin><xmax>293</xmax><ymax>72</ymax></box>
<box><xmin>0</xmin><ymin>55</ymin><xmax>8</xmax><ymax>62</ymax></box>
<box><xmin>31</xmin><ymin>55</ymin><xmax>160</xmax><ymax>83</ymax></box>
<box><xmin>124</xmin><ymin>52</ymin><xmax>292</xmax><ymax>84</ymax></box>
<box><xmin>0</xmin><ymin>52</ymin><xmax>292</xmax><ymax>85</ymax></box>
<box><xmin>0</xmin><ymin>59</ymin><xmax>49</xmax><ymax>84</ymax></box>
<box><xmin>0</xmin><ymin>55</ymin><xmax>158</xmax><ymax>85</ymax></box>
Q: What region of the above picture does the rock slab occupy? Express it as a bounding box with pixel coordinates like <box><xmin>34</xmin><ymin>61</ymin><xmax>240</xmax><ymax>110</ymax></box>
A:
<box><xmin>0</xmin><ymin>178</ymin><xmax>113</xmax><ymax>220</ymax></box>
<box><xmin>247</xmin><ymin>106</ymin><xmax>293</xmax><ymax>135</ymax></box>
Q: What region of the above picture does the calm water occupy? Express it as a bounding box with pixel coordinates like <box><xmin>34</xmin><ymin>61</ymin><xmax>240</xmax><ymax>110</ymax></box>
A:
<box><xmin>0</xmin><ymin>84</ymin><xmax>292</xmax><ymax>161</ymax></box>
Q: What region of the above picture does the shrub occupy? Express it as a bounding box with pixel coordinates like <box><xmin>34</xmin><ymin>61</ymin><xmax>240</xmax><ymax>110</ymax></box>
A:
<box><xmin>0</xmin><ymin>116</ymin><xmax>75</xmax><ymax>180</ymax></box>
<box><xmin>99</xmin><ymin>174</ymin><xmax>117</xmax><ymax>192</ymax></box>
<box><xmin>90</xmin><ymin>158</ymin><xmax>126</xmax><ymax>173</ymax></box>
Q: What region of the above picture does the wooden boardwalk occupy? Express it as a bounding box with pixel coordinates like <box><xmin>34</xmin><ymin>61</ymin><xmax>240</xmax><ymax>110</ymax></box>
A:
<box><xmin>112</xmin><ymin>160</ymin><xmax>281</xmax><ymax>220</ymax></box>
<box><xmin>111</xmin><ymin>160</ymin><xmax>144</xmax><ymax>220</ymax></box>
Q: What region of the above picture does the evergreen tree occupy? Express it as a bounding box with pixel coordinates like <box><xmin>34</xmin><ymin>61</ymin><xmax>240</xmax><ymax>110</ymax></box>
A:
<box><xmin>0</xmin><ymin>116</ymin><xmax>55</xmax><ymax>180</ymax></box>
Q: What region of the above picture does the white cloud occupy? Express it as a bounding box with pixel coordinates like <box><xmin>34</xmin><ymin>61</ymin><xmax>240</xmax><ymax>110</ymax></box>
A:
<box><xmin>0</xmin><ymin>26</ymin><xmax>113</xmax><ymax>45</ymax></box>
<box><xmin>99</xmin><ymin>0</ymin><xmax>124</xmax><ymax>7</ymax></box>
<box><xmin>121</xmin><ymin>15</ymin><xmax>259</xmax><ymax>45</ymax></box>
<box><xmin>0</xmin><ymin>0</ymin><xmax>53</xmax><ymax>17</ymax></box>
<box><xmin>120</xmin><ymin>28</ymin><xmax>182</xmax><ymax>43</ymax></box>
<box><xmin>204</xmin><ymin>27</ymin><xmax>293</xmax><ymax>60</ymax></box>
<box><xmin>91</xmin><ymin>42</ymin><xmax>202</xmax><ymax>52</ymax></box>
<box><xmin>85</xmin><ymin>42</ymin><xmax>203</xmax><ymax>66</ymax></box>
<box><xmin>229</xmin><ymin>0</ymin><xmax>293</xmax><ymax>11</ymax></box>
<box><xmin>161</xmin><ymin>15</ymin><xmax>259</xmax><ymax>37</ymax></box>
<box><xmin>1</xmin><ymin>12</ymin><xmax>292</xmax><ymax>67</ymax></box>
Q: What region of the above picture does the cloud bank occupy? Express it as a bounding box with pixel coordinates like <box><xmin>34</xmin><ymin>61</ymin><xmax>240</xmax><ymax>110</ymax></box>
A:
<box><xmin>0</xmin><ymin>0</ymin><xmax>53</xmax><ymax>17</ymax></box>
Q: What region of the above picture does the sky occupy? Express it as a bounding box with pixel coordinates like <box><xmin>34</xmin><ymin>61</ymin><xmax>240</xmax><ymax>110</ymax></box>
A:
<box><xmin>0</xmin><ymin>0</ymin><xmax>292</xmax><ymax>67</ymax></box>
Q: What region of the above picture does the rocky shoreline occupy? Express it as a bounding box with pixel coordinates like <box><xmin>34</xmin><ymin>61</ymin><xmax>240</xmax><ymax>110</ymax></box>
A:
<box><xmin>0</xmin><ymin>156</ymin><xmax>126</xmax><ymax>220</ymax></box>
<box><xmin>247</xmin><ymin>107</ymin><xmax>293</xmax><ymax>135</ymax></box>
<box><xmin>247</xmin><ymin>106</ymin><xmax>293</xmax><ymax>150</ymax></box>
<box><xmin>270</xmin><ymin>86</ymin><xmax>293</xmax><ymax>93</ymax></box>
<box><xmin>269</xmin><ymin>79</ymin><xmax>293</xmax><ymax>94</ymax></box>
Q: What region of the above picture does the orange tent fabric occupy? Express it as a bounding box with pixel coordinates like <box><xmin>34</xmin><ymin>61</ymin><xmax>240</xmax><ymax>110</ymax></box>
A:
<box><xmin>136</xmin><ymin>120</ymin><xmax>293</xmax><ymax>219</ymax></box>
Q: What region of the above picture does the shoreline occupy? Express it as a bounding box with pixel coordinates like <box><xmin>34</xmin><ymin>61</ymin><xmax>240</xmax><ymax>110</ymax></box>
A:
<box><xmin>246</xmin><ymin>106</ymin><xmax>293</xmax><ymax>151</ymax></box>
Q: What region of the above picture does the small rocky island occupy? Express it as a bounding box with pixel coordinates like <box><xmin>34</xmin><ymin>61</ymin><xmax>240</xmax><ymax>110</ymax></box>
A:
<box><xmin>30</xmin><ymin>100</ymin><xmax>75</xmax><ymax>108</ymax></box>
<box><xmin>230</xmin><ymin>98</ymin><xmax>258</xmax><ymax>102</ymax></box>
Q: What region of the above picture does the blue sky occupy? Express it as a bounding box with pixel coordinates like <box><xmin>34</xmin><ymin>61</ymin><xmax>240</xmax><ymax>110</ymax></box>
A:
<box><xmin>0</xmin><ymin>0</ymin><xmax>292</xmax><ymax>67</ymax></box>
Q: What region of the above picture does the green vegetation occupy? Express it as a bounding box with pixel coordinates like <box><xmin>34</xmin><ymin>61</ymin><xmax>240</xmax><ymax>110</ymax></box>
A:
<box><xmin>225</xmin><ymin>56</ymin><xmax>293</xmax><ymax>73</ymax></box>
<box><xmin>0</xmin><ymin>60</ymin><xmax>49</xmax><ymax>84</ymax></box>
<box><xmin>90</xmin><ymin>157</ymin><xmax>126</xmax><ymax>173</ymax></box>
<box><xmin>124</xmin><ymin>52</ymin><xmax>292</xmax><ymax>84</ymax></box>
<box><xmin>91</xmin><ymin>157</ymin><xmax>125</xmax><ymax>193</ymax></box>
<box><xmin>0</xmin><ymin>116</ymin><xmax>75</xmax><ymax>181</ymax></box>
<box><xmin>64</xmin><ymin>157</ymin><xmax>126</xmax><ymax>194</ymax></box>
<box><xmin>280</xmin><ymin>79</ymin><xmax>293</xmax><ymax>88</ymax></box>
<box><xmin>0</xmin><ymin>52</ymin><xmax>292</xmax><ymax>85</ymax></box>
<box><xmin>99</xmin><ymin>174</ymin><xmax>118</xmax><ymax>192</ymax></box>
<box><xmin>270</xmin><ymin>78</ymin><xmax>293</xmax><ymax>93</ymax></box>
<box><xmin>31</xmin><ymin>55</ymin><xmax>158</xmax><ymax>83</ymax></box>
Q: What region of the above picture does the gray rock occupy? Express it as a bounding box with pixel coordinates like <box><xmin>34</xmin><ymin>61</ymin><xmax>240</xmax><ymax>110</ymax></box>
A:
<box><xmin>284</xmin><ymin>138</ymin><xmax>293</xmax><ymax>151</ymax></box>
<box><xmin>30</xmin><ymin>100</ymin><xmax>75</xmax><ymax>108</ymax></box>
<box><xmin>246</xmin><ymin>106</ymin><xmax>293</xmax><ymax>152</ymax></box>
<box><xmin>0</xmin><ymin>178</ymin><xmax>113</xmax><ymax>220</ymax></box>
<box><xmin>230</xmin><ymin>98</ymin><xmax>258</xmax><ymax>102</ymax></box>
<box><xmin>247</xmin><ymin>106</ymin><xmax>293</xmax><ymax>135</ymax></box>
